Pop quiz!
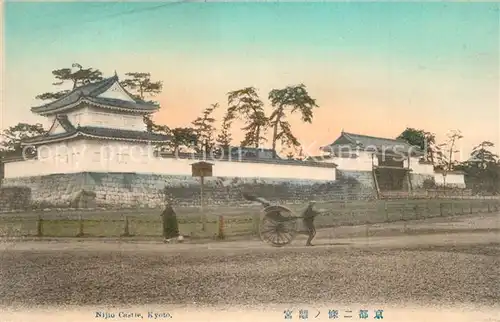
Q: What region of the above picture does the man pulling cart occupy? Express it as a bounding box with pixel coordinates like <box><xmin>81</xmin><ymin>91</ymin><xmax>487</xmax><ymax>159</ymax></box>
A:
<box><xmin>243</xmin><ymin>193</ymin><xmax>321</xmax><ymax>247</ymax></box>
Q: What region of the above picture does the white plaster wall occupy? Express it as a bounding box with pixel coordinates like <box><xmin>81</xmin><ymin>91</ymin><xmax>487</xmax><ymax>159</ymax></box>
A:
<box><xmin>406</xmin><ymin>157</ymin><xmax>434</xmax><ymax>175</ymax></box>
<box><xmin>68</xmin><ymin>110</ymin><xmax>85</xmax><ymax>127</ymax></box>
<box><xmin>329</xmin><ymin>155</ymin><xmax>433</xmax><ymax>174</ymax></box>
<box><xmin>6</xmin><ymin>139</ymin><xmax>89</xmax><ymax>177</ymax></box>
<box><xmin>44</xmin><ymin>106</ymin><xmax>146</xmax><ymax>131</ymax></box>
<box><xmin>45</xmin><ymin>115</ymin><xmax>56</xmax><ymax>129</ymax></box>
<box><xmin>82</xmin><ymin>140</ymin><xmax>154</xmax><ymax>172</ymax></box>
<box><xmin>45</xmin><ymin>110</ymin><xmax>86</xmax><ymax>129</ymax></box>
<box><xmin>4</xmin><ymin>159</ymin><xmax>82</xmax><ymax>177</ymax></box>
<box><xmin>36</xmin><ymin>140</ymin><xmax>87</xmax><ymax>165</ymax></box>
<box><xmin>434</xmin><ymin>172</ymin><xmax>466</xmax><ymax>187</ymax></box>
<box><xmin>97</xmin><ymin>81</ymin><xmax>135</xmax><ymax>102</ymax></box>
<box><xmin>48</xmin><ymin>120</ymin><xmax>66</xmax><ymax>134</ymax></box>
<box><xmin>81</xmin><ymin>106</ymin><xmax>145</xmax><ymax>131</ymax></box>
<box><xmin>324</xmin><ymin>151</ymin><xmax>374</xmax><ymax>171</ymax></box>
<box><xmin>5</xmin><ymin>140</ymin><xmax>335</xmax><ymax>181</ymax></box>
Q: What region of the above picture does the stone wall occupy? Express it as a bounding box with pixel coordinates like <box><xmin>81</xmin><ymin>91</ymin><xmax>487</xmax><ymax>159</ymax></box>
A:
<box><xmin>338</xmin><ymin>170</ymin><xmax>437</xmax><ymax>195</ymax></box>
<box><xmin>410</xmin><ymin>173</ymin><xmax>435</xmax><ymax>190</ymax></box>
<box><xmin>0</xmin><ymin>186</ymin><xmax>31</xmax><ymax>211</ymax></box>
<box><xmin>336</xmin><ymin>170</ymin><xmax>376</xmax><ymax>200</ymax></box>
<box><xmin>1</xmin><ymin>171</ymin><xmax>377</xmax><ymax>209</ymax></box>
<box><xmin>0</xmin><ymin>162</ymin><xmax>4</xmax><ymax>181</ymax></box>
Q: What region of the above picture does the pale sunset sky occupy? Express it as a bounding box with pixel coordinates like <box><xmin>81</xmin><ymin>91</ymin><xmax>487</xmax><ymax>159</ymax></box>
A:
<box><xmin>2</xmin><ymin>1</ymin><xmax>499</xmax><ymax>159</ymax></box>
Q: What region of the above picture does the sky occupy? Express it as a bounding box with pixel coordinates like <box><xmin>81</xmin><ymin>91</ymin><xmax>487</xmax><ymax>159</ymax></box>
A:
<box><xmin>1</xmin><ymin>1</ymin><xmax>499</xmax><ymax>159</ymax></box>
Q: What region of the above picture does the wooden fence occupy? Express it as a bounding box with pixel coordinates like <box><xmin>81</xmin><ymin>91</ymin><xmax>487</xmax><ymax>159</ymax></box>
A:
<box><xmin>379</xmin><ymin>189</ymin><xmax>481</xmax><ymax>200</ymax></box>
<box><xmin>0</xmin><ymin>198</ymin><xmax>498</xmax><ymax>239</ymax></box>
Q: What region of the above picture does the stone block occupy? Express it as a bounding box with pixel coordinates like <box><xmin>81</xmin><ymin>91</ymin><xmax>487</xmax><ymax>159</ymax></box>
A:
<box><xmin>0</xmin><ymin>186</ymin><xmax>31</xmax><ymax>211</ymax></box>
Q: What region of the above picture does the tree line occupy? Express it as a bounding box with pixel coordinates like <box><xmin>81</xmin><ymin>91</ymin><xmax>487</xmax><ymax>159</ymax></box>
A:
<box><xmin>0</xmin><ymin>63</ymin><xmax>498</xmax><ymax>193</ymax></box>
<box><xmin>398</xmin><ymin>127</ymin><xmax>499</xmax><ymax>194</ymax></box>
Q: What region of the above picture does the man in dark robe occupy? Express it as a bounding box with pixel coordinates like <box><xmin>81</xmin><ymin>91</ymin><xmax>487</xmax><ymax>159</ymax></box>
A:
<box><xmin>302</xmin><ymin>201</ymin><xmax>318</xmax><ymax>246</ymax></box>
<box><xmin>161</xmin><ymin>202</ymin><xmax>179</xmax><ymax>242</ymax></box>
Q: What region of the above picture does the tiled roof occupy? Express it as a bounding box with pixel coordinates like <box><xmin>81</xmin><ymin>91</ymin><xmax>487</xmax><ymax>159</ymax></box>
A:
<box><xmin>56</xmin><ymin>115</ymin><xmax>76</xmax><ymax>132</ymax></box>
<box><xmin>434</xmin><ymin>169</ymin><xmax>465</xmax><ymax>175</ymax></box>
<box><xmin>155</xmin><ymin>151</ymin><xmax>337</xmax><ymax>168</ymax></box>
<box><xmin>22</xmin><ymin>126</ymin><xmax>171</xmax><ymax>145</ymax></box>
<box><xmin>230</xmin><ymin>146</ymin><xmax>275</xmax><ymax>152</ymax></box>
<box><xmin>78</xmin><ymin>126</ymin><xmax>171</xmax><ymax>141</ymax></box>
<box><xmin>0</xmin><ymin>150</ymin><xmax>25</xmax><ymax>159</ymax></box>
<box><xmin>31</xmin><ymin>75</ymin><xmax>158</xmax><ymax>115</ymax></box>
<box><xmin>322</xmin><ymin>131</ymin><xmax>424</xmax><ymax>156</ymax></box>
<box><xmin>21</xmin><ymin>130</ymin><xmax>75</xmax><ymax>144</ymax></box>
<box><xmin>230</xmin><ymin>146</ymin><xmax>279</xmax><ymax>159</ymax></box>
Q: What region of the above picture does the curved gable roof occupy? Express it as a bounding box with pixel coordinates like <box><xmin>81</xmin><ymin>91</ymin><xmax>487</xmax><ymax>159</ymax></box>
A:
<box><xmin>31</xmin><ymin>75</ymin><xmax>159</xmax><ymax>115</ymax></box>
<box><xmin>322</xmin><ymin>131</ymin><xmax>424</xmax><ymax>156</ymax></box>
<box><xmin>21</xmin><ymin>114</ymin><xmax>170</xmax><ymax>145</ymax></box>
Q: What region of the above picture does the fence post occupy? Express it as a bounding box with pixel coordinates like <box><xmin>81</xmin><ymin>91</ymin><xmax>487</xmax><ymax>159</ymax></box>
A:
<box><xmin>36</xmin><ymin>214</ymin><xmax>43</xmax><ymax>237</ymax></box>
<box><xmin>76</xmin><ymin>215</ymin><xmax>84</xmax><ymax>237</ymax></box>
<box><xmin>217</xmin><ymin>215</ymin><xmax>225</xmax><ymax>240</ymax></box>
<box><xmin>121</xmin><ymin>216</ymin><xmax>130</xmax><ymax>237</ymax></box>
<box><xmin>469</xmin><ymin>201</ymin><xmax>473</xmax><ymax>214</ymax></box>
<box><xmin>487</xmin><ymin>202</ymin><xmax>491</xmax><ymax>213</ymax></box>
<box><xmin>384</xmin><ymin>200</ymin><xmax>388</xmax><ymax>222</ymax></box>
<box><xmin>439</xmin><ymin>202</ymin><xmax>443</xmax><ymax>216</ymax></box>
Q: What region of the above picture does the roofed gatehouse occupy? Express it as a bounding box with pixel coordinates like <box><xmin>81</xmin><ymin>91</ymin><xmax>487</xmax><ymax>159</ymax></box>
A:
<box><xmin>316</xmin><ymin>131</ymin><xmax>437</xmax><ymax>198</ymax></box>
<box><xmin>321</xmin><ymin>131</ymin><xmax>424</xmax><ymax>158</ymax></box>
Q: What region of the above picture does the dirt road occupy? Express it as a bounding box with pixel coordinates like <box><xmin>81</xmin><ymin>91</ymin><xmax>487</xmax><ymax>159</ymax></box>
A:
<box><xmin>0</xmin><ymin>214</ymin><xmax>498</xmax><ymax>322</ymax></box>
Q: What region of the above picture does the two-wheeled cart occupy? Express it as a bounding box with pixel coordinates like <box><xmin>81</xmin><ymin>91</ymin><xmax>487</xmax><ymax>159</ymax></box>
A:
<box><xmin>258</xmin><ymin>201</ymin><xmax>324</xmax><ymax>247</ymax></box>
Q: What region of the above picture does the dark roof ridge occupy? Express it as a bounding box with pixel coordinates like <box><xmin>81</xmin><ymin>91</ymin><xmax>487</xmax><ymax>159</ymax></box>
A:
<box><xmin>46</xmin><ymin>114</ymin><xmax>76</xmax><ymax>135</ymax></box>
<box><xmin>30</xmin><ymin>74</ymin><xmax>161</xmax><ymax>114</ymax></box>
<box><xmin>33</xmin><ymin>76</ymin><xmax>117</xmax><ymax>110</ymax></box>
<box><xmin>85</xmin><ymin>95</ymin><xmax>159</xmax><ymax>108</ymax></box>
<box><xmin>322</xmin><ymin>130</ymin><xmax>425</xmax><ymax>156</ymax></box>
<box><xmin>79</xmin><ymin>75</ymin><xmax>116</xmax><ymax>92</ymax></box>
<box><xmin>21</xmin><ymin>126</ymin><xmax>171</xmax><ymax>145</ymax></box>
<box><xmin>230</xmin><ymin>146</ymin><xmax>275</xmax><ymax>151</ymax></box>
<box><xmin>87</xmin><ymin>75</ymin><xmax>119</xmax><ymax>97</ymax></box>
<box><xmin>55</xmin><ymin>114</ymin><xmax>76</xmax><ymax>132</ymax></box>
<box><xmin>85</xmin><ymin>75</ymin><xmax>151</xmax><ymax>105</ymax></box>
<box><xmin>342</xmin><ymin>131</ymin><xmax>408</xmax><ymax>143</ymax></box>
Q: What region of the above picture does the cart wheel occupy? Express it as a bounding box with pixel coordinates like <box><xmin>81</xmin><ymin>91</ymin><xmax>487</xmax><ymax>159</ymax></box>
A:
<box><xmin>259</xmin><ymin>205</ymin><xmax>297</xmax><ymax>247</ymax></box>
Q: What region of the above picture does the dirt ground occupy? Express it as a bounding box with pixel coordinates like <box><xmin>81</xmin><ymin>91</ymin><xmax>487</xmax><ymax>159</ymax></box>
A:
<box><xmin>0</xmin><ymin>213</ymin><xmax>498</xmax><ymax>322</ymax></box>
